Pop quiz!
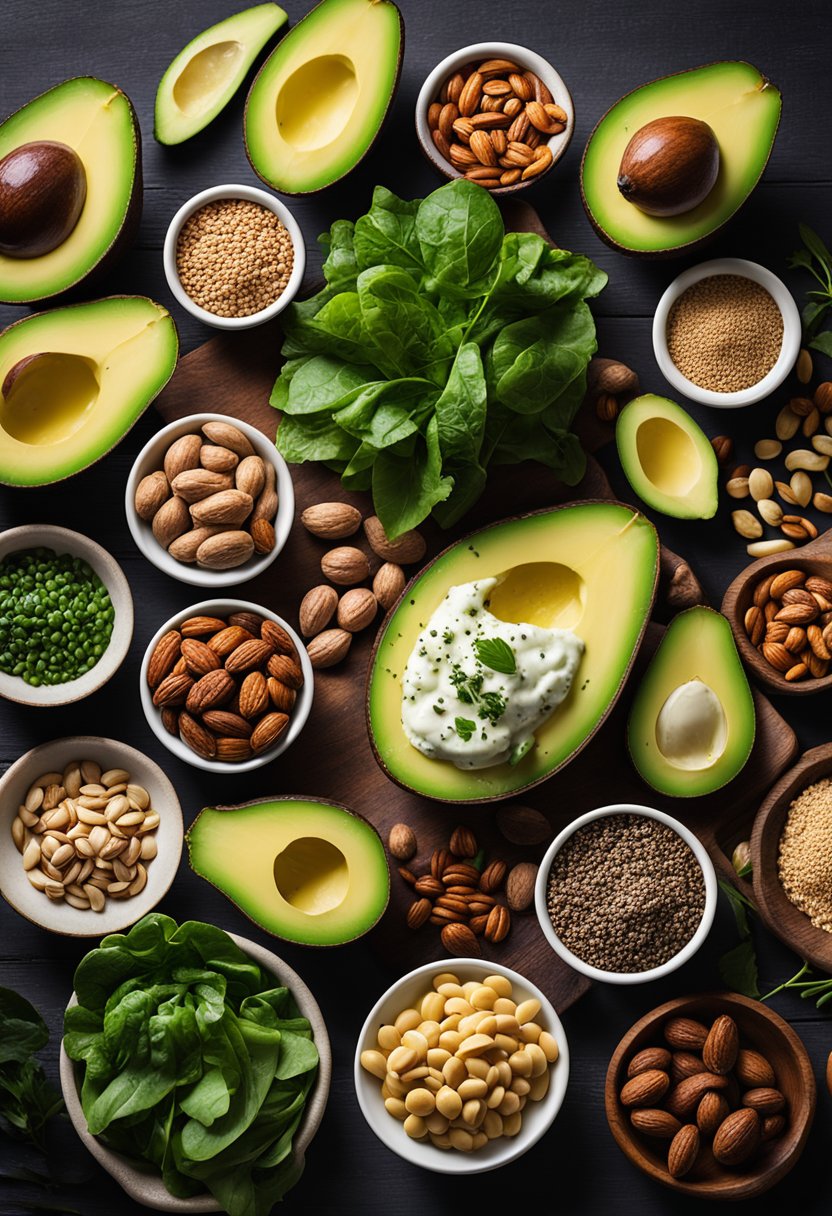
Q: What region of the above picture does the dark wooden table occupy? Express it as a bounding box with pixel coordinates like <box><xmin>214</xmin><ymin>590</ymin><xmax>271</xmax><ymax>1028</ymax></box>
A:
<box><xmin>1</xmin><ymin>1</ymin><xmax>830</xmax><ymax>1212</ymax></box>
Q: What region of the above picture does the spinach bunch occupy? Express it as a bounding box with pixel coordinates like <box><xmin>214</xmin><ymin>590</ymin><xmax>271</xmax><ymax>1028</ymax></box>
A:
<box><xmin>0</xmin><ymin>987</ymin><xmax>63</xmax><ymax>1150</ymax></box>
<box><xmin>64</xmin><ymin>915</ymin><xmax>318</xmax><ymax>1216</ymax></box>
<box><xmin>272</xmin><ymin>180</ymin><xmax>607</xmax><ymax>538</ymax></box>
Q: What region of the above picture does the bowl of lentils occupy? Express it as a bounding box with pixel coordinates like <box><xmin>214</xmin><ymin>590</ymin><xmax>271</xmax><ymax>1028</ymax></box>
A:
<box><xmin>534</xmin><ymin>803</ymin><xmax>717</xmax><ymax>985</ymax></box>
<box><xmin>0</xmin><ymin>525</ymin><xmax>133</xmax><ymax>707</ymax></box>
<box><xmin>163</xmin><ymin>183</ymin><xmax>306</xmax><ymax>331</ymax></box>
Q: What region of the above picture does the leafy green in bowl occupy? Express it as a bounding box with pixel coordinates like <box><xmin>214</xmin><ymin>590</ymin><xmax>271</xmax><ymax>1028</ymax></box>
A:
<box><xmin>61</xmin><ymin>914</ymin><xmax>328</xmax><ymax>1216</ymax></box>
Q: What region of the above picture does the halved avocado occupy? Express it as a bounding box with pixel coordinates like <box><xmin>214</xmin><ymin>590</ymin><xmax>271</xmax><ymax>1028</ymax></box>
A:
<box><xmin>187</xmin><ymin>797</ymin><xmax>390</xmax><ymax>946</ymax></box>
<box><xmin>628</xmin><ymin>606</ymin><xmax>755</xmax><ymax>797</ymax></box>
<box><xmin>244</xmin><ymin>0</ymin><xmax>403</xmax><ymax>195</ymax></box>
<box><xmin>581</xmin><ymin>62</ymin><xmax>781</xmax><ymax>256</ymax></box>
<box><xmin>0</xmin><ymin>297</ymin><xmax>178</xmax><ymax>487</ymax></box>
<box><xmin>367</xmin><ymin>501</ymin><xmax>659</xmax><ymax>804</ymax></box>
<box><xmin>616</xmin><ymin>394</ymin><xmax>718</xmax><ymax>520</ymax></box>
<box><xmin>0</xmin><ymin>79</ymin><xmax>141</xmax><ymax>303</ymax></box>
<box><xmin>155</xmin><ymin>4</ymin><xmax>288</xmax><ymax>145</ymax></box>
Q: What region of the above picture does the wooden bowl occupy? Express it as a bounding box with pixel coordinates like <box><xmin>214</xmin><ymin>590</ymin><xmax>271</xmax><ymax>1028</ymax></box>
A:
<box><xmin>750</xmin><ymin>743</ymin><xmax>832</xmax><ymax>972</ymax></box>
<box><xmin>721</xmin><ymin>529</ymin><xmax>832</xmax><ymax>695</ymax></box>
<box><xmin>606</xmin><ymin>992</ymin><xmax>816</xmax><ymax>1200</ymax></box>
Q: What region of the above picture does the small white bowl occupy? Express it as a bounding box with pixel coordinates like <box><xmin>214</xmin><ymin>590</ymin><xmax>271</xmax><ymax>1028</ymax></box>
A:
<box><xmin>354</xmin><ymin>958</ymin><xmax>569</xmax><ymax>1174</ymax></box>
<box><xmin>140</xmin><ymin>597</ymin><xmax>313</xmax><ymax>774</ymax></box>
<box><xmin>416</xmin><ymin>42</ymin><xmax>575</xmax><ymax>195</ymax></box>
<box><xmin>0</xmin><ymin>736</ymin><xmax>182</xmax><ymax>937</ymax></box>
<box><xmin>125</xmin><ymin>413</ymin><xmax>294</xmax><ymax>588</ymax></box>
<box><xmin>652</xmin><ymin>258</ymin><xmax>802</xmax><ymax>409</ymax></box>
<box><xmin>60</xmin><ymin>930</ymin><xmax>331</xmax><ymax>1212</ymax></box>
<box><xmin>163</xmin><ymin>183</ymin><xmax>306</xmax><ymax>331</ymax></box>
<box><xmin>0</xmin><ymin>525</ymin><xmax>133</xmax><ymax>708</ymax></box>
<box><xmin>534</xmin><ymin>803</ymin><xmax>717</xmax><ymax>986</ymax></box>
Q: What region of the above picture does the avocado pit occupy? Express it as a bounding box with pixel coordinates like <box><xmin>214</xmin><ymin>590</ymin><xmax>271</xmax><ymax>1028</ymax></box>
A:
<box><xmin>0</xmin><ymin>141</ymin><xmax>86</xmax><ymax>258</ymax></box>
<box><xmin>617</xmin><ymin>116</ymin><xmax>720</xmax><ymax>217</ymax></box>
<box><xmin>655</xmin><ymin>678</ymin><xmax>728</xmax><ymax>771</ymax></box>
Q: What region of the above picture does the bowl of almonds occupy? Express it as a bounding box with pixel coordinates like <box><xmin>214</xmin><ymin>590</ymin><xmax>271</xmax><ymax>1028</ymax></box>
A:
<box><xmin>415</xmin><ymin>42</ymin><xmax>574</xmax><ymax>194</ymax></box>
<box><xmin>126</xmin><ymin>414</ymin><xmax>293</xmax><ymax>588</ymax></box>
<box><xmin>605</xmin><ymin>992</ymin><xmax>816</xmax><ymax>1199</ymax></box>
<box><xmin>140</xmin><ymin>599</ymin><xmax>313</xmax><ymax>773</ymax></box>
<box><xmin>0</xmin><ymin>737</ymin><xmax>182</xmax><ymax>936</ymax></box>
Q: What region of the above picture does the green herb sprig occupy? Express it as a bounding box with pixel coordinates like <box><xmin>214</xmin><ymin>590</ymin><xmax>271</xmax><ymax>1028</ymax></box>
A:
<box><xmin>789</xmin><ymin>223</ymin><xmax>832</xmax><ymax>357</ymax></box>
<box><xmin>0</xmin><ymin>987</ymin><xmax>64</xmax><ymax>1151</ymax></box>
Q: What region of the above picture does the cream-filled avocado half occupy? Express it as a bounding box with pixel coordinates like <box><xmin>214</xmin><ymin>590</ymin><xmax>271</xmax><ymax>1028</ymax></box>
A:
<box><xmin>244</xmin><ymin>0</ymin><xmax>403</xmax><ymax>194</ymax></box>
<box><xmin>0</xmin><ymin>78</ymin><xmax>141</xmax><ymax>303</ymax></box>
<box><xmin>628</xmin><ymin>607</ymin><xmax>755</xmax><ymax>797</ymax></box>
<box><xmin>616</xmin><ymin>394</ymin><xmax>718</xmax><ymax>519</ymax></box>
<box><xmin>187</xmin><ymin>798</ymin><xmax>389</xmax><ymax>946</ymax></box>
<box><xmin>368</xmin><ymin>502</ymin><xmax>659</xmax><ymax>803</ymax></box>
<box><xmin>0</xmin><ymin>297</ymin><xmax>178</xmax><ymax>487</ymax></box>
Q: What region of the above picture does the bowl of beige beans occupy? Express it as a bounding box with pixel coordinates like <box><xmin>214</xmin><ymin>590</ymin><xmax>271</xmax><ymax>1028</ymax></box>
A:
<box><xmin>354</xmin><ymin>958</ymin><xmax>568</xmax><ymax>1172</ymax></box>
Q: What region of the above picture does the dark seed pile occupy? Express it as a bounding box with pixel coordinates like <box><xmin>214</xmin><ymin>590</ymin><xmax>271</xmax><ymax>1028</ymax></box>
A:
<box><xmin>546</xmin><ymin>814</ymin><xmax>706</xmax><ymax>973</ymax></box>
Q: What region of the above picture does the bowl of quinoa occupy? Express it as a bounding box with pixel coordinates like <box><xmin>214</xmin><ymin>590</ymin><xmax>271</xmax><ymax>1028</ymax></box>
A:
<box><xmin>534</xmin><ymin>803</ymin><xmax>717</xmax><ymax>984</ymax></box>
<box><xmin>163</xmin><ymin>184</ymin><xmax>306</xmax><ymax>331</ymax></box>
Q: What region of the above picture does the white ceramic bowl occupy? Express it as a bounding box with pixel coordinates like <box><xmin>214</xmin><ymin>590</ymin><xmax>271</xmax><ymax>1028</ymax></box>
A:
<box><xmin>0</xmin><ymin>737</ymin><xmax>182</xmax><ymax>937</ymax></box>
<box><xmin>652</xmin><ymin>258</ymin><xmax>802</xmax><ymax>408</ymax></box>
<box><xmin>416</xmin><ymin>42</ymin><xmax>575</xmax><ymax>195</ymax></box>
<box><xmin>140</xmin><ymin>597</ymin><xmax>313</xmax><ymax>774</ymax></box>
<box><xmin>0</xmin><ymin>525</ymin><xmax>133</xmax><ymax>707</ymax></box>
<box><xmin>163</xmin><ymin>183</ymin><xmax>306</xmax><ymax>331</ymax></box>
<box><xmin>534</xmin><ymin>803</ymin><xmax>717</xmax><ymax>985</ymax></box>
<box><xmin>125</xmin><ymin>413</ymin><xmax>294</xmax><ymax>588</ymax></box>
<box><xmin>354</xmin><ymin>958</ymin><xmax>569</xmax><ymax>1174</ymax></box>
<box><xmin>60</xmin><ymin>930</ymin><xmax>331</xmax><ymax>1212</ymax></box>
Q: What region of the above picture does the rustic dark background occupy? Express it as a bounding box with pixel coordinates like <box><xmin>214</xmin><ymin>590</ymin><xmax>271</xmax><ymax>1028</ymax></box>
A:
<box><xmin>1</xmin><ymin>1</ymin><xmax>830</xmax><ymax>1212</ymax></box>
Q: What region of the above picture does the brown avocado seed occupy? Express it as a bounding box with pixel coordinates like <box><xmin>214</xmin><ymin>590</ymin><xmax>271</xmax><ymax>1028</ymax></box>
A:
<box><xmin>0</xmin><ymin>141</ymin><xmax>87</xmax><ymax>258</ymax></box>
<box><xmin>616</xmin><ymin>116</ymin><xmax>720</xmax><ymax>217</ymax></box>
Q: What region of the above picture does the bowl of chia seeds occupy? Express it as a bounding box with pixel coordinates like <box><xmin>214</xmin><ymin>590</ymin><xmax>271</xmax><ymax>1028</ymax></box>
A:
<box><xmin>534</xmin><ymin>803</ymin><xmax>717</xmax><ymax>984</ymax></box>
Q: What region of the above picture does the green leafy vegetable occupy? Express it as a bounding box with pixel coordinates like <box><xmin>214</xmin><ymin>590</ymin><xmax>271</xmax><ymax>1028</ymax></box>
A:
<box><xmin>64</xmin><ymin>915</ymin><xmax>318</xmax><ymax>1216</ymax></box>
<box><xmin>789</xmin><ymin>223</ymin><xmax>832</xmax><ymax>353</ymax></box>
<box><xmin>274</xmin><ymin>180</ymin><xmax>606</xmax><ymax>537</ymax></box>
<box><xmin>455</xmin><ymin>717</ymin><xmax>476</xmax><ymax>741</ymax></box>
<box><xmin>717</xmin><ymin>880</ymin><xmax>760</xmax><ymax>998</ymax></box>
<box><xmin>473</xmin><ymin>637</ymin><xmax>516</xmax><ymax>675</ymax></box>
<box><xmin>0</xmin><ymin>987</ymin><xmax>64</xmax><ymax>1150</ymax></box>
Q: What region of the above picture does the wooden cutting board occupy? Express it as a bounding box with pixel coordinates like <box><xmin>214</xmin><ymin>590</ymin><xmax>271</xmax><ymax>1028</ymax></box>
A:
<box><xmin>152</xmin><ymin>205</ymin><xmax>798</xmax><ymax>1013</ymax></box>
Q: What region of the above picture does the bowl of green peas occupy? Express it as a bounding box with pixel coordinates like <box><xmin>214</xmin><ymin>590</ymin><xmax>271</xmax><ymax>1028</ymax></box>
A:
<box><xmin>0</xmin><ymin>525</ymin><xmax>133</xmax><ymax>707</ymax></box>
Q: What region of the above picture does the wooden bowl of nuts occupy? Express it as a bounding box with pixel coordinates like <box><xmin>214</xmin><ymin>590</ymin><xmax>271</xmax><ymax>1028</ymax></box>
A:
<box><xmin>750</xmin><ymin>743</ymin><xmax>832</xmax><ymax>974</ymax></box>
<box><xmin>415</xmin><ymin>42</ymin><xmax>574</xmax><ymax>195</ymax></box>
<box><xmin>721</xmin><ymin>531</ymin><xmax>832</xmax><ymax>694</ymax></box>
<box><xmin>126</xmin><ymin>413</ymin><xmax>293</xmax><ymax>588</ymax></box>
<box><xmin>605</xmin><ymin>992</ymin><xmax>816</xmax><ymax>1199</ymax></box>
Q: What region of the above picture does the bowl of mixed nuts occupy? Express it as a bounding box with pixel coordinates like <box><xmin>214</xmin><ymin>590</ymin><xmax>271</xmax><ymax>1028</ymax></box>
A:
<box><xmin>415</xmin><ymin>41</ymin><xmax>574</xmax><ymax>194</ymax></box>
<box><xmin>140</xmin><ymin>598</ymin><xmax>313</xmax><ymax>773</ymax></box>
<box><xmin>0</xmin><ymin>736</ymin><xmax>182</xmax><ymax>936</ymax></box>
<box><xmin>126</xmin><ymin>414</ymin><xmax>293</xmax><ymax>588</ymax></box>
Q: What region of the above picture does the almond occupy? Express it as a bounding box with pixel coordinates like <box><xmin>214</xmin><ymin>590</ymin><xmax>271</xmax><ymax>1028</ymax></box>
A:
<box><xmin>164</xmin><ymin>433</ymin><xmax>202</xmax><ymax>483</ymax></box>
<box><xmin>775</xmin><ymin>601</ymin><xmax>818</xmax><ymax>625</ymax></box>
<box><xmin>267</xmin><ymin>653</ymin><xmax>304</xmax><ymax>688</ymax></box>
<box><xmin>301</xmin><ymin>502</ymin><xmax>362</xmax><ymax>539</ymax></box>
<box><xmin>152</xmin><ymin>672</ymin><xmax>194</xmax><ymax>708</ymax></box>
<box><xmin>299</xmin><ymin>585</ymin><xmax>338</xmax><ymax>637</ymax></box>
<box><xmin>734</xmin><ymin>1048</ymin><xmax>776</xmax><ymax>1089</ymax></box>
<box><xmin>261</xmin><ymin>619</ymin><xmax>296</xmax><ymax>656</ymax></box>
<box><xmin>484</xmin><ymin>904</ymin><xmax>510</xmax><ymax>942</ymax></box>
<box><xmin>448</xmin><ymin>825</ymin><xmax>477</xmax><ymax>857</ymax></box>
<box><xmin>250</xmin><ymin>712</ymin><xmax>289</xmax><ymax>753</ymax></box>
<box><xmin>627</xmin><ymin>1047</ymin><xmax>672</xmax><ymax>1078</ymax></box>
<box><xmin>505</xmin><ymin>861</ymin><xmax>537</xmax><ymax>912</ymax></box>
<box><xmin>230</xmin><ymin>453</ymin><xmax>265</xmax><ymax>500</ymax></box>
<box><xmin>440</xmin><ymin>922</ymin><xmax>480</xmax><ymax>956</ymax></box>
<box><xmin>267</xmin><ymin>677</ymin><xmax>296</xmax><ymax>714</ymax></box>
<box><xmin>202</xmin><ymin>710</ymin><xmax>252</xmax><ymax>739</ymax></box>
<box><xmin>251</xmin><ymin>462</ymin><xmax>278</xmax><ymax>523</ymax></box>
<box><xmin>321</xmin><ymin>546</ymin><xmax>370</xmax><ymax>586</ymax></box>
<box><xmin>761</xmin><ymin>1115</ymin><xmax>786</xmax><ymax>1141</ymax></box>
<box><xmin>207</xmin><ymin>625</ymin><xmax>254</xmax><ymax>657</ymax></box>
<box><xmin>762</xmin><ymin>641</ymin><xmax>794</xmax><ymax>672</ymax></box>
<box><xmin>160</xmin><ymin>707</ymin><xmax>179</xmax><ymax>737</ymax></box>
<box><xmin>190</xmin><ymin>489</ymin><xmax>253</xmax><ymax>527</ymax></box>
<box><xmin>201</xmin><ymin>420</ymin><xmax>255</xmax><ymax>458</ymax></box>
<box><xmin>363</xmin><ymin>516</ymin><xmax>426</xmax><ymax>565</ymax></box>
<box><xmin>667</xmin><ymin>1123</ymin><xmax>700</xmax><ymax>1179</ymax></box>
<box><xmin>229</xmin><ymin>611</ymin><xmax>264</xmax><ymax>634</ymax></box>
<box><xmin>181</xmin><ymin>638</ymin><xmax>221</xmax><ymax>677</ymax></box>
<box><xmin>696</xmin><ymin>1090</ymin><xmax>730</xmax><ymax>1137</ymax></box>
<box><xmin>588</xmin><ymin>357</ymin><xmax>639</xmax><ymax>397</ymax></box>
<box><xmin>663</xmin><ymin>1016</ymin><xmax>709</xmax><ymax>1051</ymax></box>
<box><xmin>200</xmin><ymin>444</ymin><xmax>238</xmax><ymax>473</ymax></box>
<box><xmin>168</xmin><ymin>526</ymin><xmax>226</xmax><ymax>564</ymax></box>
<box><xmin>170</xmin><ymin>468</ymin><xmax>234</xmax><ymax>503</ymax></box>
<box><xmin>239</xmin><ymin>671</ymin><xmax>269</xmax><ymax>719</ymax></box>
<box><xmin>250</xmin><ymin>518</ymin><xmax>275</xmax><ymax>554</ymax></box>
<box><xmin>741</xmin><ymin>1087</ymin><xmax>785</xmax><ymax>1115</ymax></box>
<box><xmin>152</xmin><ymin>495</ymin><xmax>191</xmax><ymax>547</ymax></box>
<box><xmin>147</xmin><ymin>630</ymin><xmax>182</xmax><ymax>689</ymax></box>
<box><xmin>712</xmin><ymin>1107</ymin><xmax>760</xmax><ymax>1165</ymax></box>
<box><xmin>197</xmin><ymin>530</ymin><xmax>255</xmax><ymax>570</ymax></box>
<box><xmin>215</xmin><ymin>737</ymin><xmax>253</xmax><ymax>762</ymax></box>
<box><xmin>178</xmin><ymin>711</ymin><xmax>217</xmax><ymax>759</ymax></box>
<box><xmin>671</xmin><ymin>1052</ymin><xmax>707</xmax><ymax>1083</ymax></box>
<box><xmin>337</xmin><ymin>588</ymin><xmax>377</xmax><ymax>632</ymax></box>
<box><xmin>181</xmin><ymin>615</ymin><xmax>227</xmax><ymax>637</ymax></box>
<box><xmin>407</xmin><ymin>898</ymin><xmax>432</xmax><ymax>929</ymax></box>
<box><xmin>620</xmin><ymin>1070</ymin><xmax>671</xmax><ymax>1108</ymax></box>
<box><xmin>185</xmin><ymin>668</ymin><xmax>235</xmax><ymax>713</ymax></box>
<box><xmin>306</xmin><ymin>628</ymin><xmax>351</xmax><ymax>669</ymax></box>
<box><xmin>388</xmin><ymin>823</ymin><xmax>417</xmax><ymax>861</ymax></box>
<box><xmin>373</xmin><ymin>562</ymin><xmax>405</xmax><ymax>610</ymax></box>
<box><xmin>495</xmin><ymin>804</ymin><xmax>551</xmax><ymax>845</ymax></box>
<box><xmin>702</xmin><ymin>1014</ymin><xmax>739</xmax><ymax>1074</ymax></box>
<box><xmin>415</xmin><ymin>875</ymin><xmax>444</xmax><ymax>898</ymax></box>
<box><xmin>630</xmin><ymin>1108</ymin><xmax>681</xmax><ymax>1140</ymax></box>
<box><xmin>769</xmin><ymin>569</ymin><xmax>806</xmax><ymax>599</ymax></box>
<box><xmin>665</xmin><ymin>1072</ymin><xmax>728</xmax><ymax>1118</ymax></box>
<box><xmin>135</xmin><ymin>470</ymin><xmax>170</xmax><ymax>520</ymax></box>
<box><xmin>225</xmin><ymin>639</ymin><xmax>273</xmax><ymax>674</ymax></box>
<box><xmin>478</xmin><ymin>860</ymin><xmax>507</xmax><ymax>893</ymax></box>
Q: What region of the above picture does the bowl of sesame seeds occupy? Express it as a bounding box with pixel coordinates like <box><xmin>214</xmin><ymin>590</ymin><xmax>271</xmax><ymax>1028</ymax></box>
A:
<box><xmin>534</xmin><ymin>803</ymin><xmax>717</xmax><ymax>985</ymax></box>
<box><xmin>163</xmin><ymin>184</ymin><xmax>306</xmax><ymax>331</ymax></box>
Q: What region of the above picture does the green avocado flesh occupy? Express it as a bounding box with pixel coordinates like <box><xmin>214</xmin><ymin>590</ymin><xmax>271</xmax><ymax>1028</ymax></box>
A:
<box><xmin>0</xmin><ymin>297</ymin><xmax>178</xmax><ymax>487</ymax></box>
<box><xmin>581</xmin><ymin>62</ymin><xmax>781</xmax><ymax>254</ymax></box>
<box><xmin>245</xmin><ymin>0</ymin><xmax>402</xmax><ymax>194</ymax></box>
<box><xmin>616</xmin><ymin>394</ymin><xmax>718</xmax><ymax>520</ymax></box>
<box><xmin>155</xmin><ymin>4</ymin><xmax>288</xmax><ymax>145</ymax></box>
<box><xmin>188</xmin><ymin>799</ymin><xmax>390</xmax><ymax>946</ymax></box>
<box><xmin>628</xmin><ymin>606</ymin><xmax>755</xmax><ymax>797</ymax></box>
<box><xmin>0</xmin><ymin>78</ymin><xmax>140</xmax><ymax>303</ymax></box>
<box><xmin>368</xmin><ymin>502</ymin><xmax>659</xmax><ymax>803</ymax></box>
